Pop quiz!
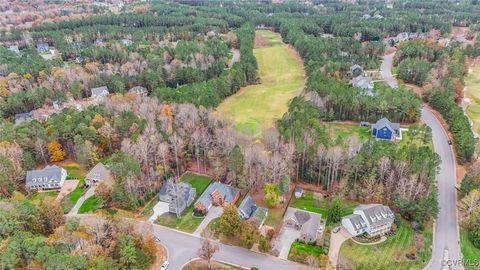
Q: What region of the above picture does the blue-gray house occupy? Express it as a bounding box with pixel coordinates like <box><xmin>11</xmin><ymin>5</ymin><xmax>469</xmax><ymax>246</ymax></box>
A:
<box><xmin>371</xmin><ymin>117</ymin><xmax>401</xmax><ymax>141</ymax></box>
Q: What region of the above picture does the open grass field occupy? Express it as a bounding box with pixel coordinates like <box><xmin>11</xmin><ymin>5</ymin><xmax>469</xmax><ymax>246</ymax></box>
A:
<box><xmin>155</xmin><ymin>172</ymin><xmax>212</xmax><ymax>233</ymax></box>
<box><xmin>465</xmin><ymin>65</ymin><xmax>480</xmax><ymax>134</ymax></box>
<box><xmin>339</xmin><ymin>220</ymin><xmax>432</xmax><ymax>270</ymax></box>
<box><xmin>78</xmin><ymin>195</ymin><xmax>102</xmax><ymax>214</ymax></box>
<box><xmin>290</xmin><ymin>191</ymin><xmax>358</xmax><ymax>219</ymax></box>
<box><xmin>217</xmin><ymin>30</ymin><xmax>305</xmax><ymax>137</ymax></box>
<box><xmin>460</xmin><ymin>229</ymin><xmax>480</xmax><ymax>270</ymax></box>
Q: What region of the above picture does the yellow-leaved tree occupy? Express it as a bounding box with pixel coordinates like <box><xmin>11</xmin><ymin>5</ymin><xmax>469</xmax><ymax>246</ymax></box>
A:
<box><xmin>48</xmin><ymin>140</ymin><xmax>65</xmax><ymax>162</ymax></box>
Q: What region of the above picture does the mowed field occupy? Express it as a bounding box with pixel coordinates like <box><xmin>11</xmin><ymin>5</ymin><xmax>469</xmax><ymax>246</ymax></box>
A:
<box><xmin>465</xmin><ymin>65</ymin><xmax>480</xmax><ymax>134</ymax></box>
<box><xmin>217</xmin><ymin>30</ymin><xmax>305</xmax><ymax>136</ymax></box>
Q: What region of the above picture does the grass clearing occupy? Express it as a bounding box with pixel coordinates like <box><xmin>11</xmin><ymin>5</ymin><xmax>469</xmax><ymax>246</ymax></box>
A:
<box><xmin>339</xmin><ymin>220</ymin><xmax>432</xmax><ymax>270</ymax></box>
<box><xmin>460</xmin><ymin>229</ymin><xmax>480</xmax><ymax>270</ymax></box>
<box><xmin>465</xmin><ymin>65</ymin><xmax>480</xmax><ymax>134</ymax></box>
<box><xmin>155</xmin><ymin>172</ymin><xmax>211</xmax><ymax>233</ymax></box>
<box><xmin>322</xmin><ymin>122</ymin><xmax>371</xmax><ymax>143</ymax></box>
<box><xmin>290</xmin><ymin>191</ymin><xmax>358</xmax><ymax>218</ymax></box>
<box><xmin>78</xmin><ymin>195</ymin><xmax>102</xmax><ymax>214</ymax></box>
<box><xmin>217</xmin><ymin>30</ymin><xmax>305</xmax><ymax>137</ymax></box>
<box><xmin>28</xmin><ymin>191</ymin><xmax>57</xmax><ymax>204</ymax></box>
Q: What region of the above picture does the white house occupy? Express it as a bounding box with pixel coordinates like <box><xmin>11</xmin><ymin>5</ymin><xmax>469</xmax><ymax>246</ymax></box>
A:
<box><xmin>342</xmin><ymin>204</ymin><xmax>395</xmax><ymax>237</ymax></box>
<box><xmin>90</xmin><ymin>86</ymin><xmax>109</xmax><ymax>99</ymax></box>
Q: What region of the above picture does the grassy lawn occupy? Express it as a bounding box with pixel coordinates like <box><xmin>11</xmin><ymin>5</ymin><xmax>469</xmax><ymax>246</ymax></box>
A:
<box><xmin>465</xmin><ymin>65</ymin><xmax>480</xmax><ymax>134</ymax></box>
<box><xmin>28</xmin><ymin>191</ymin><xmax>57</xmax><ymax>204</ymax></box>
<box><xmin>288</xmin><ymin>241</ymin><xmax>325</xmax><ymax>264</ymax></box>
<box><xmin>182</xmin><ymin>259</ymin><xmax>242</xmax><ymax>270</ymax></box>
<box><xmin>460</xmin><ymin>229</ymin><xmax>480</xmax><ymax>270</ymax></box>
<box><xmin>60</xmin><ymin>179</ymin><xmax>86</xmax><ymax>213</ymax></box>
<box><xmin>140</xmin><ymin>194</ymin><xmax>159</xmax><ymax>218</ymax></box>
<box><xmin>155</xmin><ymin>172</ymin><xmax>211</xmax><ymax>233</ymax></box>
<box><xmin>61</xmin><ymin>161</ymin><xmax>87</xmax><ymax>180</ymax></box>
<box><xmin>217</xmin><ymin>30</ymin><xmax>305</xmax><ymax>137</ymax></box>
<box><xmin>339</xmin><ymin>220</ymin><xmax>432</xmax><ymax>270</ymax></box>
<box><xmin>290</xmin><ymin>191</ymin><xmax>358</xmax><ymax>219</ymax></box>
<box><xmin>323</xmin><ymin>122</ymin><xmax>371</xmax><ymax>143</ymax></box>
<box><xmin>78</xmin><ymin>196</ymin><xmax>102</xmax><ymax>214</ymax></box>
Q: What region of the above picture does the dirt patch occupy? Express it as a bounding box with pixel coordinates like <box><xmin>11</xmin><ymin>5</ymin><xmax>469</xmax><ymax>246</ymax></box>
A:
<box><xmin>149</xmin><ymin>243</ymin><xmax>167</xmax><ymax>270</ymax></box>
<box><xmin>56</xmin><ymin>179</ymin><xmax>79</xmax><ymax>201</ymax></box>
<box><xmin>457</xmin><ymin>165</ymin><xmax>467</xmax><ymax>185</ymax></box>
<box><xmin>384</xmin><ymin>46</ymin><xmax>397</xmax><ymax>55</ymax></box>
<box><xmin>254</xmin><ymin>32</ymin><xmax>269</xmax><ymax>48</ymax></box>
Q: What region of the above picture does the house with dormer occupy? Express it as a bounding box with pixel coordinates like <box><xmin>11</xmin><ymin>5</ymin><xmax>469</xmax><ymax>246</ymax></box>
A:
<box><xmin>341</xmin><ymin>204</ymin><xmax>395</xmax><ymax>236</ymax></box>
<box><xmin>238</xmin><ymin>195</ymin><xmax>268</xmax><ymax>228</ymax></box>
<box><xmin>25</xmin><ymin>165</ymin><xmax>67</xmax><ymax>190</ymax></box>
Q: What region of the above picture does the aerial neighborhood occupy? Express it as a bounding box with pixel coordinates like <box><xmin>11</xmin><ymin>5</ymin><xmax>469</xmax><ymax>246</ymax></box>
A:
<box><xmin>1</xmin><ymin>1</ymin><xmax>480</xmax><ymax>270</ymax></box>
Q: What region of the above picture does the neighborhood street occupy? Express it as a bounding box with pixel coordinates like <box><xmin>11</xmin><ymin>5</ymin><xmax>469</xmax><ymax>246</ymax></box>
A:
<box><xmin>380</xmin><ymin>52</ymin><xmax>462</xmax><ymax>269</ymax></box>
<box><xmin>380</xmin><ymin>52</ymin><xmax>398</xmax><ymax>88</ymax></box>
<box><xmin>421</xmin><ymin>108</ymin><xmax>462</xmax><ymax>270</ymax></box>
<box><xmin>75</xmin><ymin>214</ymin><xmax>313</xmax><ymax>270</ymax></box>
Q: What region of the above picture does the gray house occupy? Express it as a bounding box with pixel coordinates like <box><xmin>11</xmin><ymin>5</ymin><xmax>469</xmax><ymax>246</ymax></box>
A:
<box><xmin>15</xmin><ymin>112</ymin><xmax>33</xmax><ymax>123</ymax></box>
<box><xmin>238</xmin><ymin>195</ymin><xmax>268</xmax><ymax>228</ymax></box>
<box><xmin>284</xmin><ymin>208</ymin><xmax>324</xmax><ymax>244</ymax></box>
<box><xmin>36</xmin><ymin>42</ymin><xmax>50</xmax><ymax>53</ymax></box>
<box><xmin>159</xmin><ymin>181</ymin><xmax>196</xmax><ymax>216</ymax></box>
<box><xmin>128</xmin><ymin>86</ymin><xmax>148</xmax><ymax>97</ymax></box>
<box><xmin>349</xmin><ymin>64</ymin><xmax>364</xmax><ymax>77</ymax></box>
<box><xmin>121</xmin><ymin>39</ymin><xmax>133</xmax><ymax>46</ymax></box>
<box><xmin>342</xmin><ymin>204</ymin><xmax>395</xmax><ymax>237</ymax></box>
<box><xmin>26</xmin><ymin>165</ymin><xmax>67</xmax><ymax>190</ymax></box>
<box><xmin>90</xmin><ymin>86</ymin><xmax>109</xmax><ymax>99</ymax></box>
<box><xmin>85</xmin><ymin>163</ymin><xmax>112</xmax><ymax>187</ymax></box>
<box><xmin>194</xmin><ymin>182</ymin><xmax>240</xmax><ymax>213</ymax></box>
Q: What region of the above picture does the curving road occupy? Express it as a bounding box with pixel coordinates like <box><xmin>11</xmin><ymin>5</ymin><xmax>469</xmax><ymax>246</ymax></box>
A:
<box><xmin>422</xmin><ymin>108</ymin><xmax>462</xmax><ymax>270</ymax></box>
<box><xmin>380</xmin><ymin>52</ymin><xmax>462</xmax><ymax>269</ymax></box>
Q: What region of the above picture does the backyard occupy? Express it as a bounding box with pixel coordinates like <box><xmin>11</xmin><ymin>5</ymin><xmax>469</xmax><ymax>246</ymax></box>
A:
<box><xmin>59</xmin><ymin>162</ymin><xmax>88</xmax><ymax>213</ymax></box>
<box><xmin>155</xmin><ymin>172</ymin><xmax>211</xmax><ymax>233</ymax></box>
<box><xmin>460</xmin><ymin>229</ymin><xmax>480</xmax><ymax>270</ymax></box>
<box><xmin>465</xmin><ymin>65</ymin><xmax>480</xmax><ymax>134</ymax></box>
<box><xmin>290</xmin><ymin>191</ymin><xmax>358</xmax><ymax>220</ymax></box>
<box><xmin>78</xmin><ymin>195</ymin><xmax>102</xmax><ymax>214</ymax></box>
<box><xmin>28</xmin><ymin>191</ymin><xmax>57</xmax><ymax>204</ymax></box>
<box><xmin>217</xmin><ymin>30</ymin><xmax>305</xmax><ymax>137</ymax></box>
<box><xmin>338</xmin><ymin>220</ymin><xmax>432</xmax><ymax>270</ymax></box>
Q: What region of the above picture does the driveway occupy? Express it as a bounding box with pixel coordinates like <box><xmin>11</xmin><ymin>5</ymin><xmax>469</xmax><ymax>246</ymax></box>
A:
<box><xmin>328</xmin><ymin>227</ymin><xmax>352</xmax><ymax>267</ymax></box>
<box><xmin>56</xmin><ymin>179</ymin><xmax>79</xmax><ymax>202</ymax></box>
<box><xmin>380</xmin><ymin>52</ymin><xmax>398</xmax><ymax>88</ymax></box>
<box><xmin>275</xmin><ymin>227</ymin><xmax>300</xmax><ymax>259</ymax></box>
<box><xmin>149</xmin><ymin>201</ymin><xmax>170</xmax><ymax>222</ymax></box>
<box><xmin>193</xmin><ymin>206</ymin><xmax>223</xmax><ymax>236</ymax></box>
<box><xmin>68</xmin><ymin>186</ymin><xmax>95</xmax><ymax>215</ymax></box>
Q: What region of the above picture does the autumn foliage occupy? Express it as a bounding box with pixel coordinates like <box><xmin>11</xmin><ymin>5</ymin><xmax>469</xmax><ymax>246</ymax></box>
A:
<box><xmin>48</xmin><ymin>140</ymin><xmax>65</xmax><ymax>162</ymax></box>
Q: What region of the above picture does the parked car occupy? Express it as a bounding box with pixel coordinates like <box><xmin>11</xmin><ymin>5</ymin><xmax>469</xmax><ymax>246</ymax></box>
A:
<box><xmin>332</xmin><ymin>227</ymin><xmax>340</xmax><ymax>233</ymax></box>
<box><xmin>161</xmin><ymin>261</ymin><xmax>169</xmax><ymax>270</ymax></box>
<box><xmin>448</xmin><ymin>140</ymin><xmax>452</xmax><ymax>145</ymax></box>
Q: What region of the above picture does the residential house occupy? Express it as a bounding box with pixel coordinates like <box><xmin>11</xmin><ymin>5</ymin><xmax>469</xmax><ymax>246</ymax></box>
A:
<box><xmin>371</xmin><ymin>117</ymin><xmax>401</xmax><ymax>140</ymax></box>
<box><xmin>194</xmin><ymin>182</ymin><xmax>240</xmax><ymax>213</ymax></box>
<box><xmin>350</xmin><ymin>76</ymin><xmax>374</xmax><ymax>94</ymax></box>
<box><xmin>361</xmin><ymin>14</ymin><xmax>371</xmax><ymax>20</ymax></box>
<box><xmin>90</xmin><ymin>86</ymin><xmax>109</xmax><ymax>99</ymax></box>
<box><xmin>159</xmin><ymin>181</ymin><xmax>196</xmax><ymax>215</ymax></box>
<box><xmin>238</xmin><ymin>195</ymin><xmax>268</xmax><ymax>228</ymax></box>
<box><xmin>85</xmin><ymin>163</ymin><xmax>112</xmax><ymax>187</ymax></box>
<box><xmin>128</xmin><ymin>86</ymin><xmax>148</xmax><ymax>97</ymax></box>
<box><xmin>294</xmin><ymin>187</ymin><xmax>304</xmax><ymax>199</ymax></box>
<box><xmin>8</xmin><ymin>45</ymin><xmax>20</xmax><ymax>55</ymax></box>
<box><xmin>94</xmin><ymin>38</ymin><xmax>105</xmax><ymax>46</ymax></box>
<box><xmin>25</xmin><ymin>165</ymin><xmax>67</xmax><ymax>190</ymax></box>
<box><xmin>360</xmin><ymin>121</ymin><xmax>370</xmax><ymax>127</ymax></box>
<box><xmin>373</xmin><ymin>14</ymin><xmax>384</xmax><ymax>19</ymax></box>
<box><xmin>349</xmin><ymin>64</ymin><xmax>363</xmax><ymax>77</ymax></box>
<box><xmin>36</xmin><ymin>42</ymin><xmax>49</xmax><ymax>53</ymax></box>
<box><xmin>396</xmin><ymin>32</ymin><xmax>409</xmax><ymax>42</ymax></box>
<box><xmin>341</xmin><ymin>204</ymin><xmax>395</xmax><ymax>236</ymax></box>
<box><xmin>284</xmin><ymin>208</ymin><xmax>324</xmax><ymax>244</ymax></box>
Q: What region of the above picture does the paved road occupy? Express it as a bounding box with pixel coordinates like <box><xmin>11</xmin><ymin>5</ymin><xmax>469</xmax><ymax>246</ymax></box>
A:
<box><xmin>74</xmin><ymin>214</ymin><xmax>312</xmax><ymax>270</ymax></box>
<box><xmin>68</xmin><ymin>186</ymin><xmax>95</xmax><ymax>215</ymax></box>
<box><xmin>380</xmin><ymin>52</ymin><xmax>398</xmax><ymax>88</ymax></box>
<box><xmin>421</xmin><ymin>107</ymin><xmax>462</xmax><ymax>270</ymax></box>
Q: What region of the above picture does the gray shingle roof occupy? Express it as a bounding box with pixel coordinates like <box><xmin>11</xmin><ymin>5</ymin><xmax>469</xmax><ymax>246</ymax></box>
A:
<box><xmin>85</xmin><ymin>163</ymin><xmax>111</xmax><ymax>184</ymax></box>
<box><xmin>91</xmin><ymin>86</ymin><xmax>109</xmax><ymax>98</ymax></box>
<box><xmin>26</xmin><ymin>165</ymin><xmax>64</xmax><ymax>188</ymax></box>
<box><xmin>372</xmin><ymin>117</ymin><xmax>399</xmax><ymax>132</ymax></box>
<box><xmin>238</xmin><ymin>195</ymin><xmax>257</xmax><ymax>219</ymax></box>
<box><xmin>350</xmin><ymin>76</ymin><xmax>373</xmax><ymax>90</ymax></box>
<box><xmin>196</xmin><ymin>182</ymin><xmax>240</xmax><ymax>209</ymax></box>
<box><xmin>284</xmin><ymin>208</ymin><xmax>322</xmax><ymax>238</ymax></box>
<box><xmin>343</xmin><ymin>213</ymin><xmax>368</xmax><ymax>232</ymax></box>
<box><xmin>356</xmin><ymin>204</ymin><xmax>394</xmax><ymax>227</ymax></box>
